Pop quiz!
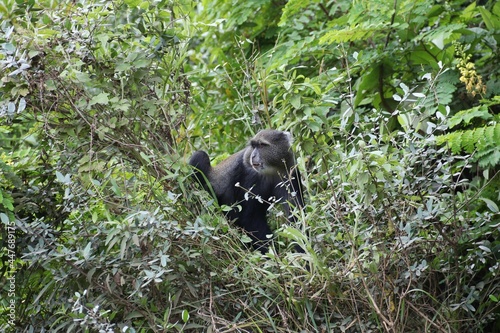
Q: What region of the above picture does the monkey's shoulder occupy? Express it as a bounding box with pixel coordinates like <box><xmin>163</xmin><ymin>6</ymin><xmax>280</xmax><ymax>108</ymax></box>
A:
<box><xmin>210</xmin><ymin>150</ymin><xmax>251</xmax><ymax>188</ymax></box>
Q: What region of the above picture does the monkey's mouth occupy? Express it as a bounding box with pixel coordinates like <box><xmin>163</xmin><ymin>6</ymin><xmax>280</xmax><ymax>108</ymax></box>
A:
<box><xmin>254</xmin><ymin>164</ymin><xmax>279</xmax><ymax>177</ymax></box>
<box><xmin>252</xmin><ymin>163</ymin><xmax>264</xmax><ymax>171</ymax></box>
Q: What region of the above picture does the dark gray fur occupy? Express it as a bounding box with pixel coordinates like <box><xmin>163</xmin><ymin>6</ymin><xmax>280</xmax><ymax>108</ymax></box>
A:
<box><xmin>189</xmin><ymin>129</ymin><xmax>304</xmax><ymax>253</ymax></box>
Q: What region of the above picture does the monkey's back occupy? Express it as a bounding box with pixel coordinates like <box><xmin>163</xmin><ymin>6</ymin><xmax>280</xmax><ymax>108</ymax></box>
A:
<box><xmin>209</xmin><ymin>150</ymin><xmax>279</xmax><ymax>224</ymax></box>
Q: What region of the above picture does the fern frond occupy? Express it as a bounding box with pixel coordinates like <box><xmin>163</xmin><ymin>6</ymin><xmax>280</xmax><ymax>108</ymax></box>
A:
<box><xmin>319</xmin><ymin>23</ymin><xmax>390</xmax><ymax>44</ymax></box>
<box><xmin>473</xmin><ymin>127</ymin><xmax>486</xmax><ymax>151</ymax></box>
<box><xmin>461</xmin><ymin>129</ymin><xmax>475</xmax><ymax>153</ymax></box>
<box><xmin>279</xmin><ymin>0</ymin><xmax>321</xmax><ymax>27</ymax></box>
<box><xmin>449</xmin><ymin>131</ymin><xmax>463</xmax><ymax>154</ymax></box>
<box><xmin>436</xmin><ymin>123</ymin><xmax>500</xmax><ymax>168</ymax></box>
<box><xmin>476</xmin><ymin>148</ymin><xmax>500</xmax><ymax>168</ymax></box>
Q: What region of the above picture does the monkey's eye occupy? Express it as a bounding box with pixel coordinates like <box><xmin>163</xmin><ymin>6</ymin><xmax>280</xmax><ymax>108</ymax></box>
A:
<box><xmin>251</xmin><ymin>141</ymin><xmax>269</xmax><ymax>148</ymax></box>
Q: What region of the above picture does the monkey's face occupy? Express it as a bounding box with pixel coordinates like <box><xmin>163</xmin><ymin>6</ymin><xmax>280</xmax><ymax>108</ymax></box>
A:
<box><xmin>245</xmin><ymin>130</ymin><xmax>294</xmax><ymax>176</ymax></box>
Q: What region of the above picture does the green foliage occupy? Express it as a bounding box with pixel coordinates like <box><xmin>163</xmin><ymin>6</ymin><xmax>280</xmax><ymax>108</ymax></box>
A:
<box><xmin>187</xmin><ymin>0</ymin><xmax>500</xmax><ymax>330</ymax></box>
<box><xmin>436</xmin><ymin>123</ymin><xmax>500</xmax><ymax>167</ymax></box>
<box><xmin>0</xmin><ymin>0</ymin><xmax>197</xmax><ymax>331</ymax></box>
<box><xmin>436</xmin><ymin>98</ymin><xmax>500</xmax><ymax>167</ymax></box>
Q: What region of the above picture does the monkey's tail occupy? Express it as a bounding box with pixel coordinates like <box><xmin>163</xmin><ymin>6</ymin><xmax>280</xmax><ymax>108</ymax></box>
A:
<box><xmin>189</xmin><ymin>151</ymin><xmax>212</xmax><ymax>191</ymax></box>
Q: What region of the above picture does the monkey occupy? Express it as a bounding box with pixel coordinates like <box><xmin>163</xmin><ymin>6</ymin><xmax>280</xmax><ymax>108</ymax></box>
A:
<box><xmin>189</xmin><ymin>129</ymin><xmax>304</xmax><ymax>253</ymax></box>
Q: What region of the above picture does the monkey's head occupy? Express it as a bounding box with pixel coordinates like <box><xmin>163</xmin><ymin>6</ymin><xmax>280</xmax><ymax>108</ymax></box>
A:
<box><xmin>244</xmin><ymin>129</ymin><xmax>295</xmax><ymax>176</ymax></box>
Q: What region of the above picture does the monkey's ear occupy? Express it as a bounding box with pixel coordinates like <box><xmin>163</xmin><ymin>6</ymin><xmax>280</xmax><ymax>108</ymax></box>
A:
<box><xmin>283</xmin><ymin>131</ymin><xmax>293</xmax><ymax>144</ymax></box>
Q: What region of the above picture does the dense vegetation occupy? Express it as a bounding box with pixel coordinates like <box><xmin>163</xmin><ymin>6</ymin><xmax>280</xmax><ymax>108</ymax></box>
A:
<box><xmin>1</xmin><ymin>0</ymin><xmax>499</xmax><ymax>332</ymax></box>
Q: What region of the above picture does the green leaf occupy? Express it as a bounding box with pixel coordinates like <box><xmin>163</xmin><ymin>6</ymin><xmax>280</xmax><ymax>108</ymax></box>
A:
<box><xmin>124</xmin><ymin>311</ymin><xmax>144</xmax><ymax>319</ymax></box>
<box><xmin>461</xmin><ymin>129</ymin><xmax>475</xmax><ymax>153</ymax></box>
<box><xmin>290</xmin><ymin>95</ymin><xmax>301</xmax><ymax>109</ymax></box>
<box><xmin>494</xmin><ymin>2</ymin><xmax>500</xmax><ymax>17</ymax></box>
<box><xmin>484</xmin><ymin>125</ymin><xmax>498</xmax><ymax>149</ymax></box>
<box><xmin>124</xmin><ymin>0</ymin><xmax>143</xmax><ymax>7</ymax></box>
<box><xmin>2</xmin><ymin>198</ymin><xmax>14</xmax><ymax>211</ymax></box>
<box><xmin>0</xmin><ymin>213</ymin><xmax>10</xmax><ymax>224</ymax></box>
<box><xmin>397</xmin><ymin>114</ymin><xmax>409</xmax><ymax>130</ymax></box>
<box><xmin>116</xmin><ymin>61</ymin><xmax>132</xmax><ymax>72</ymax></box>
<box><xmin>480</xmin><ymin>198</ymin><xmax>499</xmax><ymax>213</ymax></box>
<box><xmin>240</xmin><ymin>234</ymin><xmax>252</xmax><ymax>244</ymax></box>
<box><xmin>135</xmin><ymin>57</ymin><xmax>151</xmax><ymax>68</ymax></box>
<box><xmin>447</xmin><ymin>107</ymin><xmax>492</xmax><ymax>129</ymax></box>
<box><xmin>279</xmin><ymin>227</ymin><xmax>307</xmax><ymax>242</ymax></box>
<box><xmin>420</xmin><ymin>23</ymin><xmax>465</xmax><ymax>49</ymax></box>
<box><xmin>55</xmin><ymin>171</ymin><xmax>71</xmax><ymax>184</ymax></box>
<box><xmin>320</xmin><ymin>23</ymin><xmax>387</xmax><ymax>44</ymax></box>
<box><xmin>478</xmin><ymin>7</ymin><xmax>500</xmax><ymax>30</ymax></box>
<box><xmin>181</xmin><ymin>309</ymin><xmax>190</xmax><ymax>323</ymax></box>
<box><xmin>279</xmin><ymin>0</ymin><xmax>320</xmax><ymax>27</ymax></box>
<box><xmin>82</xmin><ymin>242</ymin><xmax>92</xmax><ymax>260</ymax></box>
<box><xmin>473</xmin><ymin>127</ymin><xmax>486</xmax><ymax>150</ymax></box>
<box><xmin>461</xmin><ymin>2</ymin><xmax>476</xmax><ymax>20</ymax></box>
<box><xmin>448</xmin><ymin>132</ymin><xmax>462</xmax><ymax>154</ymax></box>
<box><xmin>477</xmin><ymin>149</ymin><xmax>500</xmax><ymax>168</ymax></box>
<box><xmin>120</xmin><ymin>238</ymin><xmax>127</xmax><ymax>259</ymax></box>
<box><xmin>89</xmin><ymin>93</ymin><xmax>110</xmax><ymax>106</ymax></box>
